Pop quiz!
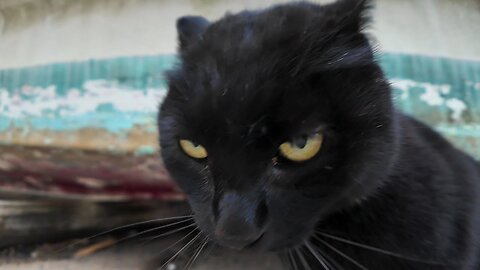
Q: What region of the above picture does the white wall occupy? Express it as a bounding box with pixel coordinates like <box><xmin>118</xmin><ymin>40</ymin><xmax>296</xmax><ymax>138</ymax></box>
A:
<box><xmin>0</xmin><ymin>0</ymin><xmax>479</xmax><ymax>69</ymax></box>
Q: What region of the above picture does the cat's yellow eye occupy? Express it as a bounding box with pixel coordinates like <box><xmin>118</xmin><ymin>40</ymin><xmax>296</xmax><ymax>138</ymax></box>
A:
<box><xmin>179</xmin><ymin>139</ymin><xmax>208</xmax><ymax>159</ymax></box>
<box><xmin>279</xmin><ymin>133</ymin><xmax>323</xmax><ymax>162</ymax></box>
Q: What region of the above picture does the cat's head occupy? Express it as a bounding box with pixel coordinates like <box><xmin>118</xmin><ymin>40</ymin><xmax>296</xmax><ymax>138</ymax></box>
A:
<box><xmin>159</xmin><ymin>0</ymin><xmax>397</xmax><ymax>251</ymax></box>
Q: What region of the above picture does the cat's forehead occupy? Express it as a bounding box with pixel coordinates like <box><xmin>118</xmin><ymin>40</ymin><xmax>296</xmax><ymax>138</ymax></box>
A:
<box><xmin>183</xmin><ymin>5</ymin><xmax>317</xmax><ymax>77</ymax></box>
<box><xmin>167</xmin><ymin>0</ymin><xmax>376</xmax><ymax>138</ymax></box>
<box><xmin>173</xmin><ymin>6</ymin><xmax>321</xmax><ymax>110</ymax></box>
<box><xmin>170</xmin><ymin>70</ymin><xmax>325</xmax><ymax>143</ymax></box>
<box><xmin>176</xmin><ymin>1</ymin><xmax>372</xmax><ymax>93</ymax></box>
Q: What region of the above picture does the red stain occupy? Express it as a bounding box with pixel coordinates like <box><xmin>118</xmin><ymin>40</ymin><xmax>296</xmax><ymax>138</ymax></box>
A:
<box><xmin>0</xmin><ymin>148</ymin><xmax>184</xmax><ymax>201</ymax></box>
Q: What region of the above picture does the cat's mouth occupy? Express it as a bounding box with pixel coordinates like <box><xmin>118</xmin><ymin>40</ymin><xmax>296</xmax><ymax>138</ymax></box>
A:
<box><xmin>214</xmin><ymin>231</ymin><xmax>265</xmax><ymax>251</ymax></box>
<box><xmin>243</xmin><ymin>232</ymin><xmax>265</xmax><ymax>249</ymax></box>
<box><xmin>215</xmin><ymin>230</ymin><xmax>307</xmax><ymax>252</ymax></box>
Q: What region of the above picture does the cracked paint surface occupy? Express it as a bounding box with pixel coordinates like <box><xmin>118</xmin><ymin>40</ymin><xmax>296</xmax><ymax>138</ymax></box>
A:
<box><xmin>0</xmin><ymin>53</ymin><xmax>479</xmax><ymax>158</ymax></box>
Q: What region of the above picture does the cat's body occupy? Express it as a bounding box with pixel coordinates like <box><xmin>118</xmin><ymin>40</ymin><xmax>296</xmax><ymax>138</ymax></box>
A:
<box><xmin>316</xmin><ymin>115</ymin><xmax>480</xmax><ymax>269</ymax></box>
<box><xmin>158</xmin><ymin>0</ymin><xmax>480</xmax><ymax>269</ymax></box>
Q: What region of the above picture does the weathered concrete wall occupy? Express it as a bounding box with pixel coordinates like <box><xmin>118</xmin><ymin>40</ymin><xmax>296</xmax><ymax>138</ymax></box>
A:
<box><xmin>0</xmin><ymin>0</ymin><xmax>479</xmax><ymax>201</ymax></box>
<box><xmin>0</xmin><ymin>0</ymin><xmax>479</xmax><ymax>156</ymax></box>
<box><xmin>0</xmin><ymin>0</ymin><xmax>479</xmax><ymax>70</ymax></box>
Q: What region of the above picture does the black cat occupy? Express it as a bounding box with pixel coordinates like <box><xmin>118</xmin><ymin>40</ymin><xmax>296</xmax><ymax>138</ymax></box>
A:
<box><xmin>158</xmin><ymin>0</ymin><xmax>480</xmax><ymax>269</ymax></box>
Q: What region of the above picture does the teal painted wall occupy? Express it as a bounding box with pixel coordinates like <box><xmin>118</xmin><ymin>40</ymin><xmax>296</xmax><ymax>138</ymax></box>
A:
<box><xmin>0</xmin><ymin>53</ymin><xmax>479</xmax><ymax>158</ymax></box>
<box><xmin>0</xmin><ymin>55</ymin><xmax>177</xmax><ymax>133</ymax></box>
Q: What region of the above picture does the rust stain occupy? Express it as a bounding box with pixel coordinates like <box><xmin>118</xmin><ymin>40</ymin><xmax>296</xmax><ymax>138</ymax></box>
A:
<box><xmin>0</xmin><ymin>145</ymin><xmax>182</xmax><ymax>201</ymax></box>
<box><xmin>0</xmin><ymin>125</ymin><xmax>159</xmax><ymax>154</ymax></box>
<box><xmin>73</xmin><ymin>238</ymin><xmax>118</xmax><ymax>258</ymax></box>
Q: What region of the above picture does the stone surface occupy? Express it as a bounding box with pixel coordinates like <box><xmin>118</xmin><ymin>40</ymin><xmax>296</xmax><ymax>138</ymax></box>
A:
<box><xmin>1</xmin><ymin>237</ymin><xmax>283</xmax><ymax>270</ymax></box>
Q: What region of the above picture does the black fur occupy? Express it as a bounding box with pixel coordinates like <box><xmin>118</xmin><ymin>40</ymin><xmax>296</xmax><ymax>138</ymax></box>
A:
<box><xmin>158</xmin><ymin>0</ymin><xmax>480</xmax><ymax>269</ymax></box>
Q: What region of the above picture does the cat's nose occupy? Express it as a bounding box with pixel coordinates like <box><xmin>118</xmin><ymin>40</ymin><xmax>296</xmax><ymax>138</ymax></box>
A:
<box><xmin>214</xmin><ymin>192</ymin><xmax>266</xmax><ymax>250</ymax></box>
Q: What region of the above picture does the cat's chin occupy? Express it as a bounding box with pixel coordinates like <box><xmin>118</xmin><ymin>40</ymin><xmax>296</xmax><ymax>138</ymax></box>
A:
<box><xmin>215</xmin><ymin>232</ymin><xmax>265</xmax><ymax>251</ymax></box>
<box><xmin>244</xmin><ymin>238</ymin><xmax>303</xmax><ymax>253</ymax></box>
<box><xmin>227</xmin><ymin>230</ymin><xmax>309</xmax><ymax>253</ymax></box>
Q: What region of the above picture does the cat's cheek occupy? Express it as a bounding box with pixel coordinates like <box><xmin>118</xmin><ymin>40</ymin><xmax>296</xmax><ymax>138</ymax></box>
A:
<box><xmin>256</xmin><ymin>190</ymin><xmax>326</xmax><ymax>250</ymax></box>
<box><xmin>163</xmin><ymin>171</ymin><xmax>214</xmax><ymax>235</ymax></box>
<box><xmin>253</xmin><ymin>220</ymin><xmax>316</xmax><ymax>252</ymax></box>
<box><xmin>189</xmin><ymin>201</ymin><xmax>215</xmax><ymax>236</ymax></box>
<box><xmin>162</xmin><ymin>152</ymin><xmax>212</xmax><ymax>196</ymax></box>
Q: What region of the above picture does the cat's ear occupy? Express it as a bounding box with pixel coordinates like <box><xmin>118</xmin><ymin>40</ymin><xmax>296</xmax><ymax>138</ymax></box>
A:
<box><xmin>330</xmin><ymin>0</ymin><xmax>373</xmax><ymax>33</ymax></box>
<box><xmin>295</xmin><ymin>0</ymin><xmax>374</xmax><ymax>74</ymax></box>
<box><xmin>176</xmin><ymin>16</ymin><xmax>210</xmax><ymax>51</ymax></box>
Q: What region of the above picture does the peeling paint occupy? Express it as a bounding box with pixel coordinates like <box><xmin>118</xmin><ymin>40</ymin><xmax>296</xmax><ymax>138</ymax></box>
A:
<box><xmin>445</xmin><ymin>98</ymin><xmax>467</xmax><ymax>122</ymax></box>
<box><xmin>0</xmin><ymin>160</ymin><xmax>14</xmax><ymax>171</ymax></box>
<box><xmin>76</xmin><ymin>177</ymin><xmax>107</xmax><ymax>189</ymax></box>
<box><xmin>135</xmin><ymin>145</ymin><xmax>157</xmax><ymax>156</ymax></box>
<box><xmin>390</xmin><ymin>79</ymin><xmax>452</xmax><ymax>106</ymax></box>
<box><xmin>390</xmin><ymin>79</ymin><xmax>413</xmax><ymax>99</ymax></box>
<box><xmin>0</xmin><ymin>80</ymin><xmax>166</xmax><ymax>133</ymax></box>
<box><xmin>419</xmin><ymin>84</ymin><xmax>450</xmax><ymax>106</ymax></box>
<box><xmin>389</xmin><ymin>78</ymin><xmax>479</xmax><ymax>126</ymax></box>
<box><xmin>0</xmin><ymin>53</ymin><xmax>479</xmax><ymax>158</ymax></box>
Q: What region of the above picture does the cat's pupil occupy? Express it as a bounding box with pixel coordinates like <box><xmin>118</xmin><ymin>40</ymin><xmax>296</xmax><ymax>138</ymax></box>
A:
<box><xmin>293</xmin><ymin>136</ymin><xmax>308</xmax><ymax>149</ymax></box>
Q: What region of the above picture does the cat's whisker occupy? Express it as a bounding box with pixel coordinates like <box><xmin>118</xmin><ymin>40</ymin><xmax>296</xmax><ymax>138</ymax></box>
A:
<box><xmin>158</xmin><ymin>231</ymin><xmax>203</xmax><ymax>269</ymax></box>
<box><xmin>116</xmin><ymin>218</ymin><xmax>194</xmax><ymax>245</ymax></box>
<box><xmin>295</xmin><ymin>247</ymin><xmax>312</xmax><ymax>270</ymax></box>
<box><xmin>200</xmin><ymin>165</ymin><xmax>209</xmax><ymax>173</ymax></box>
<box><xmin>316</xmin><ymin>232</ymin><xmax>445</xmax><ymax>265</ymax></box>
<box><xmin>52</xmin><ymin>215</ymin><xmax>194</xmax><ymax>254</ymax></box>
<box><xmin>315</xmin><ymin>237</ymin><xmax>368</xmax><ymax>270</ymax></box>
<box><xmin>87</xmin><ymin>215</ymin><xmax>193</xmax><ymax>240</ymax></box>
<box><xmin>195</xmin><ymin>240</ymin><xmax>215</xmax><ymax>268</ymax></box>
<box><xmin>304</xmin><ymin>241</ymin><xmax>331</xmax><ymax>270</ymax></box>
<box><xmin>141</xmin><ymin>223</ymin><xmax>197</xmax><ymax>246</ymax></box>
<box><xmin>315</xmin><ymin>247</ymin><xmax>337</xmax><ymax>270</ymax></box>
<box><xmin>183</xmin><ymin>240</ymin><xmax>203</xmax><ymax>270</ymax></box>
<box><xmin>288</xmin><ymin>250</ymin><xmax>299</xmax><ymax>270</ymax></box>
<box><xmin>316</xmin><ymin>247</ymin><xmax>345</xmax><ymax>270</ymax></box>
<box><xmin>151</xmin><ymin>228</ymin><xmax>199</xmax><ymax>259</ymax></box>
<box><xmin>184</xmin><ymin>236</ymin><xmax>210</xmax><ymax>270</ymax></box>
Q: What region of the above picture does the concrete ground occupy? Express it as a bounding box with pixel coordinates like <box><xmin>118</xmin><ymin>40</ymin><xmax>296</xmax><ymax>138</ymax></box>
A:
<box><xmin>1</xmin><ymin>235</ymin><xmax>282</xmax><ymax>270</ymax></box>
<box><xmin>0</xmin><ymin>198</ymin><xmax>281</xmax><ymax>270</ymax></box>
